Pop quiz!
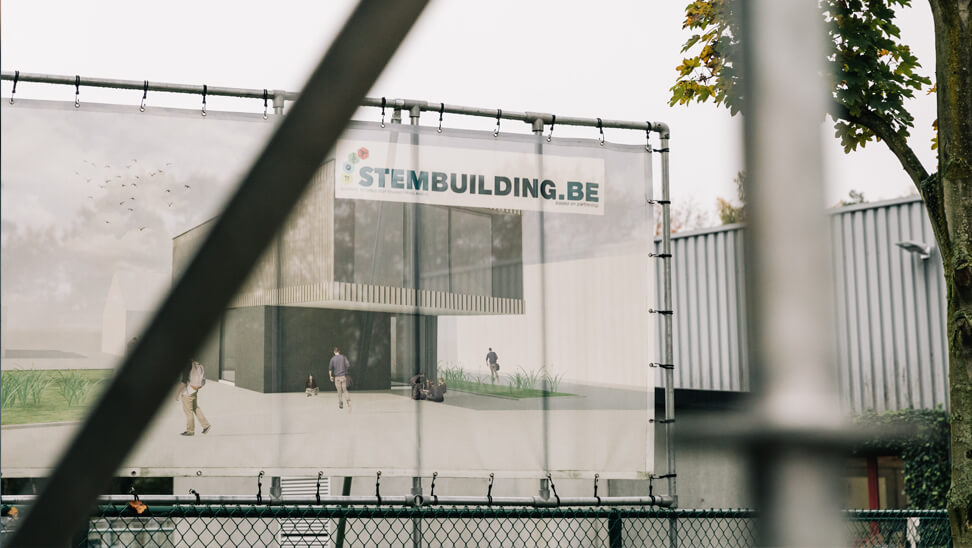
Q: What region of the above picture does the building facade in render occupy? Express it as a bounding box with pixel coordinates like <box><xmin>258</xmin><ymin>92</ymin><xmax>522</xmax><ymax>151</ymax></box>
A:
<box><xmin>173</xmin><ymin>162</ymin><xmax>524</xmax><ymax>393</ymax></box>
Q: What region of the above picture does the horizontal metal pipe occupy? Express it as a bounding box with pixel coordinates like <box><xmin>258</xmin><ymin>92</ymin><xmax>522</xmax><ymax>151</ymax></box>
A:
<box><xmin>0</xmin><ymin>71</ymin><xmax>297</xmax><ymax>101</ymax></box>
<box><xmin>0</xmin><ymin>71</ymin><xmax>663</xmax><ymax>132</ymax></box>
<box><xmin>0</xmin><ymin>494</ymin><xmax>674</xmax><ymax>508</ymax></box>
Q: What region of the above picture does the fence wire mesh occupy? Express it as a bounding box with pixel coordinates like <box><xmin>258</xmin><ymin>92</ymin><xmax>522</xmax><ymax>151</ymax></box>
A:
<box><xmin>0</xmin><ymin>504</ymin><xmax>951</xmax><ymax>547</ymax></box>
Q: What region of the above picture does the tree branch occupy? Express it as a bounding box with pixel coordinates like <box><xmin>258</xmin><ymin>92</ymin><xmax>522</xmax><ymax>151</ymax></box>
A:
<box><xmin>831</xmin><ymin>101</ymin><xmax>930</xmax><ymax>185</ymax></box>
<box><xmin>831</xmin><ymin>101</ymin><xmax>949</xmax><ymax>250</ymax></box>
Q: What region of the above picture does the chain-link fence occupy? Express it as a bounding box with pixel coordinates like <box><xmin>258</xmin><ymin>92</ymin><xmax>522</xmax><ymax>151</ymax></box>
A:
<box><xmin>0</xmin><ymin>503</ymin><xmax>951</xmax><ymax>547</ymax></box>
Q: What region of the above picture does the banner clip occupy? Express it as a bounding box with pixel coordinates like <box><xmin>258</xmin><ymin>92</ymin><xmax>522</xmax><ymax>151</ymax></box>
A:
<box><xmin>201</xmin><ymin>84</ymin><xmax>207</xmax><ymax>117</ymax></box>
<box><xmin>597</xmin><ymin>117</ymin><xmax>605</xmax><ymax>146</ymax></box>
<box><xmin>493</xmin><ymin>109</ymin><xmax>502</xmax><ymax>138</ymax></box>
<box><xmin>189</xmin><ymin>489</ymin><xmax>200</xmax><ymax>504</ymax></box>
<box><xmin>263</xmin><ymin>89</ymin><xmax>269</xmax><ymax>120</ymax></box>
<box><xmin>375</xmin><ymin>470</ymin><xmax>382</xmax><ymax>504</ymax></box>
<box><xmin>380</xmin><ymin>97</ymin><xmax>386</xmax><ymax>128</ymax></box>
<box><xmin>547</xmin><ymin>114</ymin><xmax>556</xmax><ymax>143</ymax></box>
<box><xmin>74</xmin><ymin>75</ymin><xmax>81</xmax><ymax>108</ymax></box>
<box><xmin>10</xmin><ymin>70</ymin><xmax>19</xmax><ymax>105</ymax></box>
<box><xmin>140</xmin><ymin>81</ymin><xmax>149</xmax><ymax>112</ymax></box>
<box><xmin>546</xmin><ymin>473</ymin><xmax>561</xmax><ymax>506</ymax></box>
<box><xmin>593</xmin><ymin>474</ymin><xmax>601</xmax><ymax>506</ymax></box>
<box><xmin>256</xmin><ymin>470</ymin><xmax>264</xmax><ymax>504</ymax></box>
<box><xmin>487</xmin><ymin>473</ymin><xmax>495</xmax><ymax>505</ymax></box>
<box><xmin>437</xmin><ymin>102</ymin><xmax>444</xmax><ymax>133</ymax></box>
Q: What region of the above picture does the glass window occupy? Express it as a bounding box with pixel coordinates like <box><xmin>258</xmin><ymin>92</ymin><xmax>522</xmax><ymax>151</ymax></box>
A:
<box><xmin>417</xmin><ymin>205</ymin><xmax>450</xmax><ymax>292</ymax></box>
<box><xmin>353</xmin><ymin>200</ymin><xmax>404</xmax><ymax>287</ymax></box>
<box><xmin>449</xmin><ymin>209</ymin><xmax>491</xmax><ymax>296</ymax></box>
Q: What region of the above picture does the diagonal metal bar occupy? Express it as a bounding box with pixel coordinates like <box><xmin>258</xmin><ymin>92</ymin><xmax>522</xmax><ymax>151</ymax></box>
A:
<box><xmin>8</xmin><ymin>0</ymin><xmax>429</xmax><ymax>545</ymax></box>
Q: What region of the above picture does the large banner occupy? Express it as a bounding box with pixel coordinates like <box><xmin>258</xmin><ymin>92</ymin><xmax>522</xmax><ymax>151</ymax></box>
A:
<box><xmin>1</xmin><ymin>101</ymin><xmax>653</xmax><ymax>480</ymax></box>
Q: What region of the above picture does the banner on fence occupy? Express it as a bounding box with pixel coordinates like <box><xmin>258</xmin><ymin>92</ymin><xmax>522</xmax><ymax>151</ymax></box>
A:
<box><xmin>1</xmin><ymin>102</ymin><xmax>653</xmax><ymax>479</ymax></box>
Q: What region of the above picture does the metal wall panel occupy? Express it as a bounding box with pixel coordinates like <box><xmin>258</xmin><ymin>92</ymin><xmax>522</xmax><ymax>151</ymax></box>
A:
<box><xmin>656</xmin><ymin>196</ymin><xmax>948</xmax><ymax>412</ymax></box>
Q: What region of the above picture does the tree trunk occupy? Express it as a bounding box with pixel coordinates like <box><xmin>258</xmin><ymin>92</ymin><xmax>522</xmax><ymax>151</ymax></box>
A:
<box><xmin>928</xmin><ymin>0</ymin><xmax>972</xmax><ymax>544</ymax></box>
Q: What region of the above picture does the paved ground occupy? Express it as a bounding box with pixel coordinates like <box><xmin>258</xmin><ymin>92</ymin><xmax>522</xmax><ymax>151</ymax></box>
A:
<box><xmin>1</xmin><ymin>380</ymin><xmax>652</xmax><ymax>479</ymax></box>
<box><xmin>391</xmin><ymin>378</ymin><xmax>650</xmax><ymax>412</ymax></box>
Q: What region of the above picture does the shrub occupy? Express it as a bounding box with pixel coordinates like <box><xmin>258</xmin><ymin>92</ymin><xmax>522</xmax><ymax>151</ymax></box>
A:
<box><xmin>540</xmin><ymin>371</ymin><xmax>564</xmax><ymax>393</ymax></box>
<box><xmin>56</xmin><ymin>371</ymin><xmax>94</xmax><ymax>407</ymax></box>
<box><xmin>3</xmin><ymin>370</ymin><xmax>53</xmax><ymax>407</ymax></box>
<box><xmin>1</xmin><ymin>374</ymin><xmax>22</xmax><ymax>409</ymax></box>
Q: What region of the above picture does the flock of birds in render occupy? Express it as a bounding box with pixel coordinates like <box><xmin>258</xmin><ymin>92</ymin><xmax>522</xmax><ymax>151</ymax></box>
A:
<box><xmin>74</xmin><ymin>158</ymin><xmax>190</xmax><ymax>232</ymax></box>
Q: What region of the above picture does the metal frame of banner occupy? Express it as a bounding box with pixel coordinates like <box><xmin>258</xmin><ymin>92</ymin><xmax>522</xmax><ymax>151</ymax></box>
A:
<box><xmin>1</xmin><ymin>493</ymin><xmax>675</xmax><ymax>508</ymax></box>
<box><xmin>0</xmin><ymin>66</ymin><xmax>678</xmax><ymax>536</ymax></box>
<box><xmin>0</xmin><ymin>71</ymin><xmax>661</xmax><ymax>132</ymax></box>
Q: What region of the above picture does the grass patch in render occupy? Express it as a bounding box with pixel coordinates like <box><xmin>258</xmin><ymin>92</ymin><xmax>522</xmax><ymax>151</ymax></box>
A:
<box><xmin>1</xmin><ymin>369</ymin><xmax>111</xmax><ymax>425</ymax></box>
<box><xmin>439</xmin><ymin>364</ymin><xmax>573</xmax><ymax>399</ymax></box>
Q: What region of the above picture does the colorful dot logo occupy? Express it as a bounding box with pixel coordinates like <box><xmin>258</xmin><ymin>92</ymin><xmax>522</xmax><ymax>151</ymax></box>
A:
<box><xmin>343</xmin><ymin>162</ymin><xmax>353</xmax><ymax>173</ymax></box>
<box><xmin>357</xmin><ymin>147</ymin><xmax>369</xmax><ymax>160</ymax></box>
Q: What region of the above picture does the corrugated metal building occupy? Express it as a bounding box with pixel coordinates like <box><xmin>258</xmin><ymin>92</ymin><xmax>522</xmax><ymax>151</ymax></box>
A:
<box><xmin>656</xmin><ymin>196</ymin><xmax>948</xmax><ymax>413</ymax></box>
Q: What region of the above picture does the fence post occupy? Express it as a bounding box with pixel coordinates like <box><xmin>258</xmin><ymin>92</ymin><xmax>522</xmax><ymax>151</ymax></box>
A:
<box><xmin>411</xmin><ymin>477</ymin><xmax>423</xmax><ymax>548</ymax></box>
<box><xmin>335</xmin><ymin>476</ymin><xmax>353</xmax><ymax>548</ymax></box>
<box><xmin>740</xmin><ymin>1</ymin><xmax>847</xmax><ymax>546</ymax></box>
<box><xmin>608</xmin><ymin>510</ymin><xmax>623</xmax><ymax>548</ymax></box>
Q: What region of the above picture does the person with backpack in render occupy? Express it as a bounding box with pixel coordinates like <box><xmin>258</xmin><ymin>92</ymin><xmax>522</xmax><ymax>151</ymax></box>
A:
<box><xmin>485</xmin><ymin>347</ymin><xmax>500</xmax><ymax>384</ymax></box>
<box><xmin>178</xmin><ymin>360</ymin><xmax>211</xmax><ymax>436</ymax></box>
<box><xmin>329</xmin><ymin>347</ymin><xmax>352</xmax><ymax>411</ymax></box>
<box><xmin>425</xmin><ymin>378</ymin><xmax>447</xmax><ymax>403</ymax></box>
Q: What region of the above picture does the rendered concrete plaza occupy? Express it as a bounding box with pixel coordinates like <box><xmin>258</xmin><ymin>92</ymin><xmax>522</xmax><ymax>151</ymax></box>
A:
<box><xmin>1</xmin><ymin>379</ymin><xmax>650</xmax><ymax>480</ymax></box>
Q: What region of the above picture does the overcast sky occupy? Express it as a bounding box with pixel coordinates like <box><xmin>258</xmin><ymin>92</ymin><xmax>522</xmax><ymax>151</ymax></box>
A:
<box><xmin>1</xmin><ymin>1</ymin><xmax>938</xmax><ymax>214</ymax></box>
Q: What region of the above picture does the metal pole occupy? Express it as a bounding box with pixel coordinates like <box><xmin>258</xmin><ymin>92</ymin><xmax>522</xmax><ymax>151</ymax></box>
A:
<box><xmin>0</xmin><ymin>72</ymin><xmax>301</xmax><ymax>100</ymax></box>
<box><xmin>407</xmin><ymin>107</ymin><xmax>425</xmax><ymax>548</ymax></box>
<box><xmin>408</xmin><ymin>108</ymin><xmax>424</xmax><ymax>548</ymax></box>
<box><xmin>658</xmin><ymin>126</ymin><xmax>678</xmax><ymax>548</ymax></box>
<box><xmin>0</xmin><ymin>71</ymin><xmax>661</xmax><ymax>132</ymax></box>
<box><xmin>740</xmin><ymin>1</ymin><xmax>845</xmax><ymax>546</ymax></box>
<box><xmin>272</xmin><ymin>90</ymin><xmax>285</xmax><ymax>115</ymax></box>
<box><xmin>658</xmin><ymin>128</ymin><xmax>675</xmax><ymax>505</ymax></box>
<box><xmin>535</xmin><ymin>120</ymin><xmax>552</xmax><ymax>503</ymax></box>
<box><xmin>0</xmin><ymin>493</ymin><xmax>675</xmax><ymax>507</ymax></box>
<box><xmin>6</xmin><ymin>0</ymin><xmax>431</xmax><ymax>545</ymax></box>
<box><xmin>335</xmin><ymin>476</ymin><xmax>354</xmax><ymax>548</ymax></box>
<box><xmin>411</xmin><ymin>477</ymin><xmax>423</xmax><ymax>548</ymax></box>
<box><xmin>608</xmin><ymin>510</ymin><xmax>624</xmax><ymax>548</ymax></box>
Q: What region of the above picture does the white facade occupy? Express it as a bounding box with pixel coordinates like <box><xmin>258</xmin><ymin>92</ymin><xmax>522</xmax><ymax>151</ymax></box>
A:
<box><xmin>439</xmin><ymin>252</ymin><xmax>655</xmax><ymax>388</ymax></box>
<box><xmin>101</xmin><ymin>270</ymin><xmax>167</xmax><ymax>356</ymax></box>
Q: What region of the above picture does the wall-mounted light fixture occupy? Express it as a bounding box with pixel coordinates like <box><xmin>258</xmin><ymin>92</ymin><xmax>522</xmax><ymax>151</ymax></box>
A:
<box><xmin>895</xmin><ymin>240</ymin><xmax>933</xmax><ymax>260</ymax></box>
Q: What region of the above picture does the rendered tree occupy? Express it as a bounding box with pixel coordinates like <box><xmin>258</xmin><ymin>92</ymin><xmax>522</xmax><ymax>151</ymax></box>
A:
<box><xmin>671</xmin><ymin>0</ymin><xmax>971</xmax><ymax>541</ymax></box>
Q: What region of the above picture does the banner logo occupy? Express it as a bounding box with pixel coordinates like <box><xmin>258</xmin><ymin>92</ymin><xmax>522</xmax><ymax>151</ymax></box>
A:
<box><xmin>335</xmin><ymin>137</ymin><xmax>606</xmax><ymax>215</ymax></box>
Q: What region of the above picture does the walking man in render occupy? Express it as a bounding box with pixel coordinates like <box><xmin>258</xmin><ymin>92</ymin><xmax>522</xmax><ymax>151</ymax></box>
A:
<box><xmin>179</xmin><ymin>360</ymin><xmax>211</xmax><ymax>436</ymax></box>
<box><xmin>485</xmin><ymin>347</ymin><xmax>499</xmax><ymax>384</ymax></box>
<box><xmin>329</xmin><ymin>347</ymin><xmax>352</xmax><ymax>411</ymax></box>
